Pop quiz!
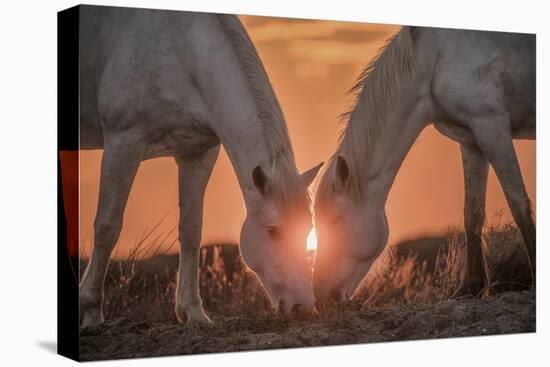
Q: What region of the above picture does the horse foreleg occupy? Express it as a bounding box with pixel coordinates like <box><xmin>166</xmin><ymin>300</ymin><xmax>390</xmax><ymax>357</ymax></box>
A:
<box><xmin>455</xmin><ymin>144</ymin><xmax>490</xmax><ymax>297</ymax></box>
<box><xmin>79</xmin><ymin>140</ymin><xmax>143</xmax><ymax>327</ymax></box>
<box><xmin>471</xmin><ymin>119</ymin><xmax>536</xmax><ymax>286</ymax></box>
<box><xmin>175</xmin><ymin>145</ymin><xmax>220</xmax><ymax>325</ymax></box>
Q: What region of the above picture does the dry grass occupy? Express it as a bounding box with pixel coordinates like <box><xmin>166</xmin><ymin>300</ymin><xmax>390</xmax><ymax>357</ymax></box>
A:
<box><xmin>356</xmin><ymin>220</ymin><xmax>532</xmax><ymax>307</ymax></box>
<box><xmin>79</xmin><ymin>220</ymin><xmax>532</xmax><ymax>323</ymax></box>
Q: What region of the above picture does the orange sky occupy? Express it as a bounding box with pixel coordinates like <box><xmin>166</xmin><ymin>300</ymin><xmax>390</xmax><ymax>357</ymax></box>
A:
<box><xmin>79</xmin><ymin>15</ymin><xmax>535</xmax><ymax>258</ymax></box>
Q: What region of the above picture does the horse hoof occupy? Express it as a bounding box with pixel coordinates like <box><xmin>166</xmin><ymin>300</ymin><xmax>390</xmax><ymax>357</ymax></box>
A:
<box><xmin>176</xmin><ymin>303</ymin><xmax>213</xmax><ymax>326</ymax></box>
<box><xmin>452</xmin><ymin>278</ymin><xmax>489</xmax><ymax>299</ymax></box>
<box><xmin>80</xmin><ymin>307</ymin><xmax>104</xmax><ymax>328</ymax></box>
<box><xmin>80</xmin><ymin>290</ymin><xmax>104</xmax><ymax>327</ymax></box>
<box><xmin>188</xmin><ymin>314</ymin><xmax>213</xmax><ymax>326</ymax></box>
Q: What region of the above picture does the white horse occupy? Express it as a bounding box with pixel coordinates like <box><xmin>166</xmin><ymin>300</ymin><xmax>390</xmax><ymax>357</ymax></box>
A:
<box><xmin>78</xmin><ymin>6</ymin><xmax>322</xmax><ymax>327</ymax></box>
<box><xmin>313</xmin><ymin>27</ymin><xmax>535</xmax><ymax>304</ymax></box>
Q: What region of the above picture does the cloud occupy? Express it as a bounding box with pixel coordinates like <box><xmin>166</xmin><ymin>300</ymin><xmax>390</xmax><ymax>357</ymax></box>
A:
<box><xmin>238</xmin><ymin>15</ymin><xmax>275</xmax><ymax>28</ymax></box>
<box><xmin>294</xmin><ymin>62</ymin><xmax>330</xmax><ymax>78</ymax></box>
<box><xmin>240</xmin><ymin>16</ymin><xmax>399</xmax><ymax>76</ymax></box>
<box><xmin>242</xmin><ymin>16</ymin><xmax>398</xmax><ymax>45</ymax></box>
<box><xmin>325</xmin><ymin>28</ymin><xmax>391</xmax><ymax>43</ymax></box>
<box><xmin>288</xmin><ymin>39</ymin><xmax>385</xmax><ymax>66</ymax></box>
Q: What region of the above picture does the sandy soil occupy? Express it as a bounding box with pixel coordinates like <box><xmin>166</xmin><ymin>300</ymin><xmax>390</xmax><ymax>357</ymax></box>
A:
<box><xmin>80</xmin><ymin>290</ymin><xmax>535</xmax><ymax>361</ymax></box>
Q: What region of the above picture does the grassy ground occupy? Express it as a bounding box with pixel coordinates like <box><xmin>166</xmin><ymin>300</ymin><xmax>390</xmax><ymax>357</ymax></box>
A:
<box><xmin>79</xmin><ymin>221</ymin><xmax>535</xmax><ymax>360</ymax></box>
<box><xmin>80</xmin><ymin>290</ymin><xmax>535</xmax><ymax>361</ymax></box>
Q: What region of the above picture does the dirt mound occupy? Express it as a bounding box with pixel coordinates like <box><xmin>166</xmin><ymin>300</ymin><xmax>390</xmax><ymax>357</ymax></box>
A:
<box><xmin>80</xmin><ymin>290</ymin><xmax>535</xmax><ymax>361</ymax></box>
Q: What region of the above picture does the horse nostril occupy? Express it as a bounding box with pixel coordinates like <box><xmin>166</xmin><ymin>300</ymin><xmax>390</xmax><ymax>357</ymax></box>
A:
<box><xmin>329</xmin><ymin>289</ymin><xmax>342</xmax><ymax>302</ymax></box>
<box><xmin>291</xmin><ymin>303</ymin><xmax>303</xmax><ymax>315</ymax></box>
<box><xmin>278</xmin><ymin>299</ymin><xmax>286</xmax><ymax>314</ymax></box>
<box><xmin>314</xmin><ymin>300</ymin><xmax>322</xmax><ymax>310</ymax></box>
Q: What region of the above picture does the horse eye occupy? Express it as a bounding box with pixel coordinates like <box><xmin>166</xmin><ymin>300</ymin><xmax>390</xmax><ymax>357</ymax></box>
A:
<box><xmin>267</xmin><ymin>226</ymin><xmax>281</xmax><ymax>239</ymax></box>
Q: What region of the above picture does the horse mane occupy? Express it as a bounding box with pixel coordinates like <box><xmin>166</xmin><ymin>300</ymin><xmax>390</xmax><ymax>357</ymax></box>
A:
<box><xmin>217</xmin><ymin>15</ymin><xmax>309</xmax><ymax>210</ymax></box>
<box><xmin>316</xmin><ymin>27</ymin><xmax>416</xmax><ymax>208</ymax></box>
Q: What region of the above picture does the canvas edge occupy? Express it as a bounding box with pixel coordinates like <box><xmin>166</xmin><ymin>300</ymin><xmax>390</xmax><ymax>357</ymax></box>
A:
<box><xmin>57</xmin><ymin>4</ymin><xmax>80</xmax><ymax>362</ymax></box>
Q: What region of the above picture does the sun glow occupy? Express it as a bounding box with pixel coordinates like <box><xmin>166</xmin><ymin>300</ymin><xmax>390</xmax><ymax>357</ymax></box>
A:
<box><xmin>306</xmin><ymin>228</ymin><xmax>318</xmax><ymax>251</ymax></box>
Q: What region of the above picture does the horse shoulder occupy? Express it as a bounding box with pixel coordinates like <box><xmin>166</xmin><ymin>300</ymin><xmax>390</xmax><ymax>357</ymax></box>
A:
<box><xmin>79</xmin><ymin>8</ymin><xmax>220</xmax><ymax>159</ymax></box>
<box><xmin>428</xmin><ymin>30</ymin><xmax>534</xmax><ymax>133</ymax></box>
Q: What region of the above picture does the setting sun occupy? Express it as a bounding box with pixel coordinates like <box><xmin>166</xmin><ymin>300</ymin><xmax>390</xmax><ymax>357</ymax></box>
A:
<box><xmin>307</xmin><ymin>228</ymin><xmax>318</xmax><ymax>251</ymax></box>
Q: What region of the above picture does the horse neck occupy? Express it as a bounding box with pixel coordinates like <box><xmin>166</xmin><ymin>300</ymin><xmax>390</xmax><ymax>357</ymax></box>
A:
<box><xmin>343</xmin><ymin>80</ymin><xmax>429</xmax><ymax>209</ymax></box>
<box><xmin>192</xmin><ymin>15</ymin><xmax>297</xmax><ymax>205</ymax></box>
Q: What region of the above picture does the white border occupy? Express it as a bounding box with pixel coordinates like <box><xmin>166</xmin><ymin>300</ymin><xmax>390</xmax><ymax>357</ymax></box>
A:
<box><xmin>0</xmin><ymin>0</ymin><xmax>547</xmax><ymax>366</ymax></box>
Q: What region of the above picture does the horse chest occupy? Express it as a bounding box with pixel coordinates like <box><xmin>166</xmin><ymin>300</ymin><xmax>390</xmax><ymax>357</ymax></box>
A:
<box><xmin>433</xmin><ymin>121</ymin><xmax>476</xmax><ymax>146</ymax></box>
<box><xmin>142</xmin><ymin>129</ymin><xmax>220</xmax><ymax>160</ymax></box>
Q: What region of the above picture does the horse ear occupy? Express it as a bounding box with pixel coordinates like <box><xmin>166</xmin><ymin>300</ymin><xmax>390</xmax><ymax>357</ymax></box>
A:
<box><xmin>300</xmin><ymin>162</ymin><xmax>324</xmax><ymax>188</ymax></box>
<box><xmin>252</xmin><ymin>166</ymin><xmax>272</xmax><ymax>195</ymax></box>
<box><xmin>334</xmin><ymin>155</ymin><xmax>349</xmax><ymax>190</ymax></box>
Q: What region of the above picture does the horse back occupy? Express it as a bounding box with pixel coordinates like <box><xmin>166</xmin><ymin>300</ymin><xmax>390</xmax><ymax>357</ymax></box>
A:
<box><xmin>78</xmin><ymin>6</ymin><xmax>203</xmax><ymax>150</ymax></box>
<box><xmin>418</xmin><ymin>28</ymin><xmax>535</xmax><ymax>132</ymax></box>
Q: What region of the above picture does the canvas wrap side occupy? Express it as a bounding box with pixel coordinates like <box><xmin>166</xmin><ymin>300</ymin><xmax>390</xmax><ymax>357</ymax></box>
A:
<box><xmin>57</xmin><ymin>5</ymin><xmax>80</xmax><ymax>361</ymax></box>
